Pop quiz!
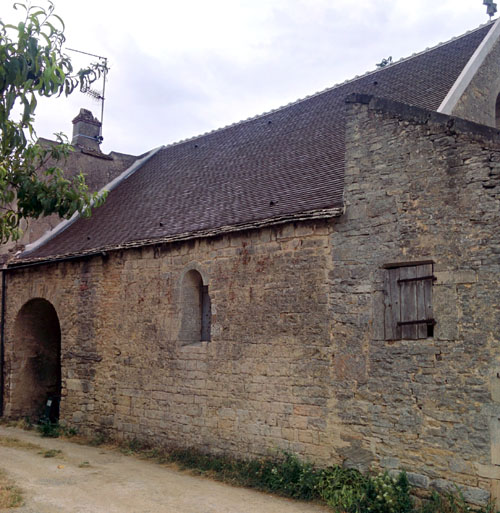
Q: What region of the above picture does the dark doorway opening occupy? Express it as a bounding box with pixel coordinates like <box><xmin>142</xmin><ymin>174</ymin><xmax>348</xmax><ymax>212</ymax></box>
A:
<box><xmin>11</xmin><ymin>298</ymin><xmax>61</xmax><ymax>421</ymax></box>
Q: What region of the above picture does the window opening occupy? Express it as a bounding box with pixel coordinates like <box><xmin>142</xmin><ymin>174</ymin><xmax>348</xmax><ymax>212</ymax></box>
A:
<box><xmin>179</xmin><ymin>269</ymin><xmax>211</xmax><ymax>344</ymax></box>
<box><xmin>384</xmin><ymin>262</ymin><xmax>435</xmax><ymax>340</ymax></box>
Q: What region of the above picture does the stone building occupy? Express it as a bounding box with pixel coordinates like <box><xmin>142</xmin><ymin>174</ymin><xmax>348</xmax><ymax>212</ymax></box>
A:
<box><xmin>1</xmin><ymin>19</ymin><xmax>500</xmax><ymax>506</ymax></box>
<box><xmin>0</xmin><ymin>109</ymin><xmax>139</xmax><ymax>262</ymax></box>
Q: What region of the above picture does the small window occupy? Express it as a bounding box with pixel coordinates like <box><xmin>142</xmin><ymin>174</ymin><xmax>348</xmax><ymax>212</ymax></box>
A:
<box><xmin>179</xmin><ymin>270</ymin><xmax>211</xmax><ymax>344</ymax></box>
<box><xmin>384</xmin><ymin>262</ymin><xmax>435</xmax><ymax>340</ymax></box>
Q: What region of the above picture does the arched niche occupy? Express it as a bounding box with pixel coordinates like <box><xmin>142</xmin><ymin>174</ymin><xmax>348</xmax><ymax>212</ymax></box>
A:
<box><xmin>179</xmin><ymin>269</ymin><xmax>211</xmax><ymax>344</ymax></box>
<box><xmin>10</xmin><ymin>298</ymin><xmax>61</xmax><ymax>421</ymax></box>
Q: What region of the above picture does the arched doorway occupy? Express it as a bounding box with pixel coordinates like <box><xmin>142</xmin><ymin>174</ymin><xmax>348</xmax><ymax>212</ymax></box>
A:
<box><xmin>11</xmin><ymin>298</ymin><xmax>61</xmax><ymax>421</ymax></box>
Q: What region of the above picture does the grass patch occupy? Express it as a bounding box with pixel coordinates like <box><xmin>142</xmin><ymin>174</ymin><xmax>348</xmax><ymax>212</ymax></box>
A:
<box><xmin>88</xmin><ymin>432</ymin><xmax>110</xmax><ymax>447</ymax></box>
<box><xmin>0</xmin><ymin>436</ymin><xmax>41</xmax><ymax>452</ymax></box>
<box><xmin>114</xmin><ymin>440</ymin><xmax>498</xmax><ymax>513</ymax></box>
<box><xmin>36</xmin><ymin>421</ymin><xmax>77</xmax><ymax>439</ymax></box>
<box><xmin>39</xmin><ymin>449</ymin><xmax>62</xmax><ymax>458</ymax></box>
<box><xmin>0</xmin><ymin>435</ymin><xmax>64</xmax><ymax>461</ymax></box>
<box><xmin>0</xmin><ymin>417</ymin><xmax>34</xmax><ymax>431</ymax></box>
<box><xmin>0</xmin><ymin>469</ymin><xmax>23</xmax><ymax>509</ymax></box>
<box><xmin>78</xmin><ymin>461</ymin><xmax>91</xmax><ymax>468</ymax></box>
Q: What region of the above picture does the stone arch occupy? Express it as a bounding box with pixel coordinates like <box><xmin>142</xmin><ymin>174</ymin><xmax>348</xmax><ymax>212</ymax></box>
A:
<box><xmin>10</xmin><ymin>298</ymin><xmax>61</xmax><ymax>421</ymax></box>
<box><xmin>178</xmin><ymin>268</ymin><xmax>211</xmax><ymax>344</ymax></box>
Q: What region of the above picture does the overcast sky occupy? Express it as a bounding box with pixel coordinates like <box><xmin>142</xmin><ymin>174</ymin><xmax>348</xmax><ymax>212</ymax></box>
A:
<box><xmin>9</xmin><ymin>0</ymin><xmax>494</xmax><ymax>155</ymax></box>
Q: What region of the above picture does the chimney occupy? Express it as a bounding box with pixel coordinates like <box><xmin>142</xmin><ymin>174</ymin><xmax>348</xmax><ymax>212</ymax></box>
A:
<box><xmin>71</xmin><ymin>109</ymin><xmax>102</xmax><ymax>151</ymax></box>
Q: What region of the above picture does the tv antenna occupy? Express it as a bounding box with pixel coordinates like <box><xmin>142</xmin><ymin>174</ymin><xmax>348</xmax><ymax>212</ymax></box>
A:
<box><xmin>66</xmin><ymin>48</ymin><xmax>108</xmax><ymax>142</ymax></box>
<box><xmin>484</xmin><ymin>0</ymin><xmax>497</xmax><ymax>19</ymax></box>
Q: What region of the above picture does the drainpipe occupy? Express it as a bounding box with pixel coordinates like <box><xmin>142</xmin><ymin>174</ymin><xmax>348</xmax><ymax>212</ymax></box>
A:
<box><xmin>0</xmin><ymin>269</ymin><xmax>6</xmax><ymax>417</ymax></box>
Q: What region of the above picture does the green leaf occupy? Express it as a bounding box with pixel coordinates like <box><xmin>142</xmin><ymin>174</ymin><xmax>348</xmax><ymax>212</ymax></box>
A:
<box><xmin>0</xmin><ymin>0</ymin><xmax>107</xmax><ymax>242</ymax></box>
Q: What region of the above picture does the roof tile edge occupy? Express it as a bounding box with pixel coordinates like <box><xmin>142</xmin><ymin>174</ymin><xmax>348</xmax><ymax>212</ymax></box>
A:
<box><xmin>11</xmin><ymin>206</ymin><xmax>344</xmax><ymax>267</ymax></box>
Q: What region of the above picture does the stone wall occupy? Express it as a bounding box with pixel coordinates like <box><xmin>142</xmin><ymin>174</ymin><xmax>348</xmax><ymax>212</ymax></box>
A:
<box><xmin>328</xmin><ymin>94</ymin><xmax>500</xmax><ymax>504</ymax></box>
<box><xmin>3</xmin><ymin>220</ymin><xmax>335</xmax><ymax>462</ymax></box>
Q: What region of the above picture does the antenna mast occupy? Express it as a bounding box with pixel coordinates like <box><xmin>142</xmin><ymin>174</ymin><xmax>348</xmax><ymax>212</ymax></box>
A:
<box><xmin>66</xmin><ymin>48</ymin><xmax>108</xmax><ymax>142</ymax></box>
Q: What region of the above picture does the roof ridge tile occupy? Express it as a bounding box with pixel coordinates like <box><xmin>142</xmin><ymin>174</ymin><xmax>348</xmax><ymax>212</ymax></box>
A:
<box><xmin>159</xmin><ymin>20</ymin><xmax>494</xmax><ymax>153</ymax></box>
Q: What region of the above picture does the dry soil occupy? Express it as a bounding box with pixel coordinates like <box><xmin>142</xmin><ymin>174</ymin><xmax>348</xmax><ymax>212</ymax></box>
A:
<box><xmin>0</xmin><ymin>426</ymin><xmax>329</xmax><ymax>513</ymax></box>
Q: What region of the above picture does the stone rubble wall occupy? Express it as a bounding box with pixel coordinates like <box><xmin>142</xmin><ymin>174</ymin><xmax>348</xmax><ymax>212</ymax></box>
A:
<box><xmin>3</xmin><ymin>221</ymin><xmax>335</xmax><ymax>463</ymax></box>
<box><xmin>330</xmin><ymin>94</ymin><xmax>500</xmax><ymax>505</ymax></box>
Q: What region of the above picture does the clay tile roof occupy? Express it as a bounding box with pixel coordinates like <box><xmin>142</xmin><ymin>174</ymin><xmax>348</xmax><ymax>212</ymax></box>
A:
<box><xmin>16</xmin><ymin>22</ymin><xmax>494</xmax><ymax>263</ymax></box>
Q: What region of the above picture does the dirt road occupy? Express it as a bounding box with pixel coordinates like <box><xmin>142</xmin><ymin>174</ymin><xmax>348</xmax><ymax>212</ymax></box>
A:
<box><xmin>0</xmin><ymin>426</ymin><xmax>328</xmax><ymax>513</ymax></box>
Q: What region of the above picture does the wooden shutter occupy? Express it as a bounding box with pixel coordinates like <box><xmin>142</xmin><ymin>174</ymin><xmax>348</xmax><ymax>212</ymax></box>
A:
<box><xmin>384</xmin><ymin>263</ymin><xmax>434</xmax><ymax>340</ymax></box>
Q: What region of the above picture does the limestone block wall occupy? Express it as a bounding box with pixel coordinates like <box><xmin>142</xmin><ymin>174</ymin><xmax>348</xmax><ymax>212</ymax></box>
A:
<box><xmin>330</xmin><ymin>95</ymin><xmax>500</xmax><ymax>504</ymax></box>
<box><xmin>3</xmin><ymin>220</ymin><xmax>335</xmax><ymax>462</ymax></box>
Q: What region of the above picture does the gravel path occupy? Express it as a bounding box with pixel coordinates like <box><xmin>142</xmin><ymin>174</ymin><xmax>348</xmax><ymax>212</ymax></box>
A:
<box><xmin>0</xmin><ymin>426</ymin><xmax>329</xmax><ymax>513</ymax></box>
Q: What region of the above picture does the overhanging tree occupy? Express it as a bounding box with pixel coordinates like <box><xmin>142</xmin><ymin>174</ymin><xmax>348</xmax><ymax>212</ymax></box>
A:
<box><xmin>0</xmin><ymin>1</ymin><xmax>107</xmax><ymax>244</ymax></box>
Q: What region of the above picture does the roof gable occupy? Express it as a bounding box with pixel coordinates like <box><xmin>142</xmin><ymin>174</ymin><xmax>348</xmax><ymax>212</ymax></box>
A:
<box><xmin>15</xmin><ymin>21</ymin><xmax>495</xmax><ymax>264</ymax></box>
<box><xmin>439</xmin><ymin>17</ymin><xmax>500</xmax><ymax>118</ymax></box>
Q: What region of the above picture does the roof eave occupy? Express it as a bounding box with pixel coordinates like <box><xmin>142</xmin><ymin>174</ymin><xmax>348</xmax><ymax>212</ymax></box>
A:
<box><xmin>9</xmin><ymin>206</ymin><xmax>344</xmax><ymax>268</ymax></box>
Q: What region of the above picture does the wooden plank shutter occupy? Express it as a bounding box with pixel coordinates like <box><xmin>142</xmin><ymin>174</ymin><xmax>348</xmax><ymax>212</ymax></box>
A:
<box><xmin>416</xmin><ymin>263</ymin><xmax>433</xmax><ymax>338</ymax></box>
<box><xmin>385</xmin><ymin>263</ymin><xmax>434</xmax><ymax>340</ymax></box>
<box><xmin>400</xmin><ymin>266</ymin><xmax>418</xmax><ymax>339</ymax></box>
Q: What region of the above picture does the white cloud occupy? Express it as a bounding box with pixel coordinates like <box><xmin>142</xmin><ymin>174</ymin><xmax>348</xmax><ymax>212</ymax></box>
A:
<box><xmin>14</xmin><ymin>0</ymin><xmax>491</xmax><ymax>155</ymax></box>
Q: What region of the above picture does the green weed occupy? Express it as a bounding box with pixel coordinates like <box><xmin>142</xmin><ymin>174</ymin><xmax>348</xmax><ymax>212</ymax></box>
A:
<box><xmin>72</xmin><ymin>433</ymin><xmax>500</xmax><ymax>513</ymax></box>
<box><xmin>36</xmin><ymin>421</ymin><xmax>61</xmax><ymax>438</ymax></box>
<box><xmin>416</xmin><ymin>490</ymin><xmax>497</xmax><ymax>513</ymax></box>
<box><xmin>40</xmin><ymin>449</ymin><xmax>62</xmax><ymax>458</ymax></box>
<box><xmin>145</xmin><ymin>447</ymin><xmax>498</xmax><ymax>513</ymax></box>
<box><xmin>0</xmin><ymin>469</ymin><xmax>23</xmax><ymax>509</ymax></box>
<box><xmin>88</xmin><ymin>432</ymin><xmax>109</xmax><ymax>447</ymax></box>
<box><xmin>36</xmin><ymin>420</ymin><xmax>77</xmax><ymax>439</ymax></box>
